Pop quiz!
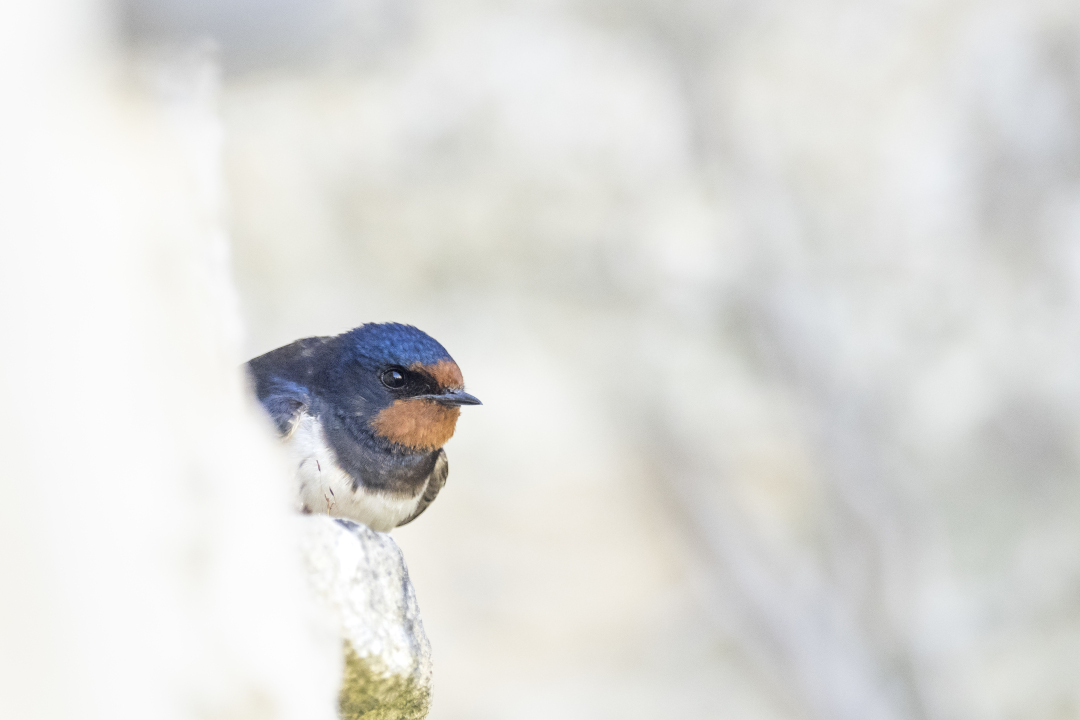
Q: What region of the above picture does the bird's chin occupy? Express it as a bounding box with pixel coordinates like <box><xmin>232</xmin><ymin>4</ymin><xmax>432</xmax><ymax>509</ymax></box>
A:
<box><xmin>370</xmin><ymin>398</ymin><xmax>460</xmax><ymax>451</ymax></box>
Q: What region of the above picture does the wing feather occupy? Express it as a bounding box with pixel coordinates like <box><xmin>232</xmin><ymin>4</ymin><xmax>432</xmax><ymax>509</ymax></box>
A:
<box><xmin>396</xmin><ymin>449</ymin><xmax>448</xmax><ymax>527</ymax></box>
<box><xmin>246</xmin><ymin>337</ymin><xmax>328</xmax><ymax>436</ymax></box>
<box><xmin>258</xmin><ymin>380</ymin><xmax>310</xmax><ymax>436</ymax></box>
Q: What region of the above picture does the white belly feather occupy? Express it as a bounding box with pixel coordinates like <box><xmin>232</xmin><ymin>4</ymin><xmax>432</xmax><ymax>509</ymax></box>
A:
<box><xmin>283</xmin><ymin>413</ymin><xmax>424</xmax><ymax>532</ymax></box>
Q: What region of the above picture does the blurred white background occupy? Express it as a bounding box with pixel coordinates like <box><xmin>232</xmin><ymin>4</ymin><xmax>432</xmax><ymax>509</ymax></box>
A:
<box><xmin>6</xmin><ymin>0</ymin><xmax>1080</xmax><ymax>718</ymax></box>
<box><xmin>141</xmin><ymin>0</ymin><xmax>1080</xmax><ymax>718</ymax></box>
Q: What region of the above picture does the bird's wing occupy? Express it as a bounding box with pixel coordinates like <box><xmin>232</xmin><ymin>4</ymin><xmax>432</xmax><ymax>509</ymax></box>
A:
<box><xmin>255</xmin><ymin>379</ymin><xmax>311</xmax><ymax>437</ymax></box>
<box><xmin>396</xmin><ymin>449</ymin><xmax>449</xmax><ymax>527</ymax></box>
<box><xmin>247</xmin><ymin>336</ymin><xmax>331</xmax><ymax>436</ymax></box>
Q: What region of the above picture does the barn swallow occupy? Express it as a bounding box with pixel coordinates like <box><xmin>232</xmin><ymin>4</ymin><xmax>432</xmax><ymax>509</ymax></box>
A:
<box><xmin>246</xmin><ymin>323</ymin><xmax>480</xmax><ymax>531</ymax></box>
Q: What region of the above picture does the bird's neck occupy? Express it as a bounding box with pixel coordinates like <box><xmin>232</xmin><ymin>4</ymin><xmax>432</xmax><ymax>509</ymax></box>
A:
<box><xmin>335</xmin><ymin>405</ymin><xmax>429</xmax><ymax>457</ymax></box>
<box><xmin>323</xmin><ymin>408</ymin><xmax>439</xmax><ymax>494</ymax></box>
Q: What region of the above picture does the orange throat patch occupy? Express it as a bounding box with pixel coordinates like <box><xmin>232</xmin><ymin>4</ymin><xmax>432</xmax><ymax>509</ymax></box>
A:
<box><xmin>371</xmin><ymin>399</ymin><xmax>461</xmax><ymax>451</ymax></box>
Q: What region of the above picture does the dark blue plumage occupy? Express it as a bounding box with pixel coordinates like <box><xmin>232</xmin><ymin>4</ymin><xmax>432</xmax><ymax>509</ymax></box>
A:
<box><xmin>341</xmin><ymin>322</ymin><xmax>455</xmax><ymax>367</ymax></box>
<box><xmin>246</xmin><ymin>323</ymin><xmax>480</xmax><ymax>530</ymax></box>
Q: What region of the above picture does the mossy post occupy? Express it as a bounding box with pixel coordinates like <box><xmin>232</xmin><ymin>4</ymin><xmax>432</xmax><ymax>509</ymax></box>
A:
<box><xmin>338</xmin><ymin>646</ymin><xmax>431</xmax><ymax>720</ymax></box>
<box><xmin>299</xmin><ymin>516</ymin><xmax>434</xmax><ymax>719</ymax></box>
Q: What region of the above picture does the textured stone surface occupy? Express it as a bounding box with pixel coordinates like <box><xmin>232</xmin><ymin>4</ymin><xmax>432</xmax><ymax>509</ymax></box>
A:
<box><xmin>298</xmin><ymin>516</ymin><xmax>433</xmax><ymax>720</ymax></box>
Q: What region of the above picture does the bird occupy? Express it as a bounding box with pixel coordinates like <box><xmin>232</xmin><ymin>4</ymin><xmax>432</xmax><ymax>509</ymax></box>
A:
<box><xmin>246</xmin><ymin>322</ymin><xmax>481</xmax><ymax>531</ymax></box>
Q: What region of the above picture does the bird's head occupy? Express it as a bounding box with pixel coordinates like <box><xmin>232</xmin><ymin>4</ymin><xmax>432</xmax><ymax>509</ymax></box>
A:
<box><xmin>330</xmin><ymin>323</ymin><xmax>481</xmax><ymax>452</ymax></box>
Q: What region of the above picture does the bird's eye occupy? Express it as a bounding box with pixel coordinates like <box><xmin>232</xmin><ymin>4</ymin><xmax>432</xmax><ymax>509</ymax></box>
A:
<box><xmin>381</xmin><ymin>369</ymin><xmax>406</xmax><ymax>389</ymax></box>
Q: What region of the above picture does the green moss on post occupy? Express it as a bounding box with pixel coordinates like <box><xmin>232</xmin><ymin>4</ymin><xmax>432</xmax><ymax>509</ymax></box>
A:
<box><xmin>339</xmin><ymin>644</ymin><xmax>431</xmax><ymax>720</ymax></box>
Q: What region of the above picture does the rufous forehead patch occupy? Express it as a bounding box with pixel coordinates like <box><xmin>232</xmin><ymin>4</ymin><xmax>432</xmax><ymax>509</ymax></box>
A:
<box><xmin>412</xmin><ymin>359</ymin><xmax>464</xmax><ymax>390</ymax></box>
<box><xmin>371</xmin><ymin>399</ymin><xmax>461</xmax><ymax>451</ymax></box>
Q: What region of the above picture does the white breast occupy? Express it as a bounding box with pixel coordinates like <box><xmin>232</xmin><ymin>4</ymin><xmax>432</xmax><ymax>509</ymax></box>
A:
<box><xmin>283</xmin><ymin>413</ymin><xmax>424</xmax><ymax>532</ymax></box>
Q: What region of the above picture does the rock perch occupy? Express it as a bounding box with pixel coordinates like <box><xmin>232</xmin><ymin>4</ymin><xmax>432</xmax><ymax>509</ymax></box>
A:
<box><xmin>298</xmin><ymin>516</ymin><xmax>433</xmax><ymax>719</ymax></box>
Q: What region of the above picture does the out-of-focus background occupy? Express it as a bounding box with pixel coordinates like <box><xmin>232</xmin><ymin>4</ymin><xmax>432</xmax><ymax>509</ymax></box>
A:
<box><xmin>6</xmin><ymin>0</ymin><xmax>1080</xmax><ymax>718</ymax></box>
<box><xmin>138</xmin><ymin>0</ymin><xmax>1080</xmax><ymax>718</ymax></box>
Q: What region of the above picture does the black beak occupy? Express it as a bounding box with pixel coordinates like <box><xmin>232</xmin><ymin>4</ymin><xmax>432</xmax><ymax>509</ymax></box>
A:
<box><xmin>422</xmin><ymin>390</ymin><xmax>482</xmax><ymax>407</ymax></box>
